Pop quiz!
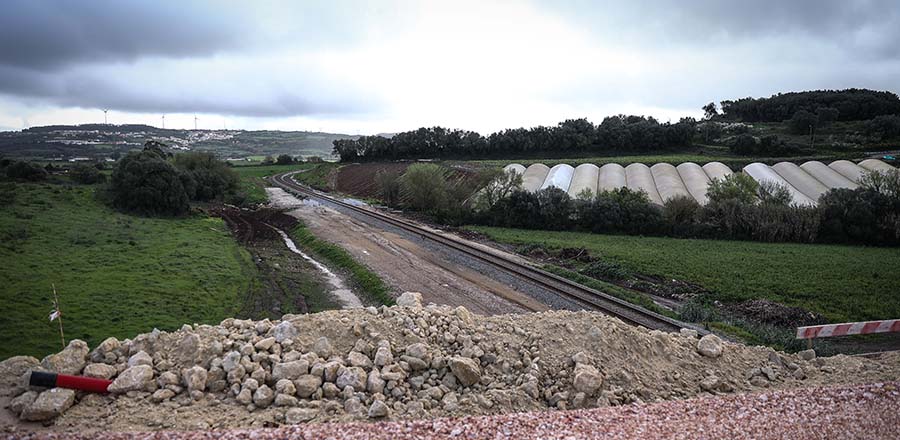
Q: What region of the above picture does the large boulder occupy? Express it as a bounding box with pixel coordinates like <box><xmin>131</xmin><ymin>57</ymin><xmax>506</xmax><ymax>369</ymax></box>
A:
<box><xmin>396</xmin><ymin>291</ymin><xmax>423</xmax><ymax>308</ymax></box>
<box><xmin>40</xmin><ymin>340</ymin><xmax>89</xmax><ymax>375</ymax></box>
<box><xmin>273</xmin><ymin>360</ymin><xmax>309</xmax><ymax>381</ymax></box>
<box><xmin>272</xmin><ymin>321</ymin><xmax>298</xmax><ymax>343</ymax></box>
<box><xmin>83</xmin><ymin>363</ymin><xmax>117</xmax><ymax>380</ymax></box>
<box><xmin>0</xmin><ymin>356</ymin><xmax>39</xmax><ymax>397</ymax></box>
<box><xmin>20</xmin><ymin>388</ymin><xmax>75</xmax><ymax>421</ymax></box>
<box><xmin>294</xmin><ymin>374</ymin><xmax>322</xmax><ymax>398</ymax></box>
<box><xmin>108</xmin><ymin>365</ymin><xmax>154</xmax><ymax>393</ymax></box>
<box><xmin>449</xmin><ymin>357</ymin><xmax>481</xmax><ymax>387</ymax></box>
<box><xmin>573</xmin><ymin>364</ymin><xmax>603</xmax><ymax>396</ymax></box>
<box><xmin>697</xmin><ymin>334</ymin><xmax>724</xmax><ymax>358</ymax></box>
<box><xmin>182</xmin><ymin>366</ymin><xmax>208</xmax><ymax>393</ymax></box>
<box><xmin>336</xmin><ymin>367</ymin><xmax>367</xmax><ymax>391</ymax></box>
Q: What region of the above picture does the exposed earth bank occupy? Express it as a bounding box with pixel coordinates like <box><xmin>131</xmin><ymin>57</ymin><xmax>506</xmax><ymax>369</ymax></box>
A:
<box><xmin>2</xmin><ymin>292</ymin><xmax>898</xmax><ymax>434</ymax></box>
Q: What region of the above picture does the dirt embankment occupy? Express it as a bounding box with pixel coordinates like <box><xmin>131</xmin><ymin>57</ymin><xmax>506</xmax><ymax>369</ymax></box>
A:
<box><xmin>2</xmin><ymin>293</ymin><xmax>898</xmax><ymax>434</ymax></box>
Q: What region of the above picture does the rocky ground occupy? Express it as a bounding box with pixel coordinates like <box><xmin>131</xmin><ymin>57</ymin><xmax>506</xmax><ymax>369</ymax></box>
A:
<box><xmin>2</xmin><ymin>292</ymin><xmax>898</xmax><ymax>435</ymax></box>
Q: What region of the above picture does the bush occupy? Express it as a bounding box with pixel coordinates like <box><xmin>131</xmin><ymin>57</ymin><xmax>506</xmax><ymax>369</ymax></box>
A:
<box><xmin>374</xmin><ymin>170</ymin><xmax>401</xmax><ymax>207</ymax></box>
<box><xmin>4</xmin><ymin>161</ymin><xmax>48</xmax><ymax>181</ymax></box>
<box><xmin>864</xmin><ymin>115</ymin><xmax>900</xmax><ymax>140</ymax></box>
<box><xmin>172</xmin><ymin>152</ymin><xmax>238</xmax><ymax>201</ymax></box>
<box><xmin>787</xmin><ymin>110</ymin><xmax>818</xmax><ymax>135</ymax></box>
<box><xmin>108</xmin><ymin>144</ymin><xmax>189</xmax><ymax>216</ymax></box>
<box><xmin>756</xmin><ymin>180</ymin><xmax>792</xmax><ymax>206</ymax></box>
<box><xmin>707</xmin><ymin>173</ymin><xmax>758</xmax><ymax>204</ymax></box>
<box><xmin>536</xmin><ymin>187</ymin><xmax>572</xmax><ymax>230</ymax></box>
<box><xmin>276</xmin><ymin>154</ymin><xmax>294</xmax><ymax>165</ymax></box>
<box><xmin>574</xmin><ymin>188</ymin><xmax>662</xmax><ymax>235</ymax></box>
<box><xmin>579</xmin><ymin>260</ymin><xmax>630</xmax><ymax>281</ymax></box>
<box><xmin>70</xmin><ymin>163</ymin><xmax>106</xmax><ymax>184</ymax></box>
<box><xmin>399</xmin><ymin>163</ymin><xmax>449</xmax><ymax>212</ymax></box>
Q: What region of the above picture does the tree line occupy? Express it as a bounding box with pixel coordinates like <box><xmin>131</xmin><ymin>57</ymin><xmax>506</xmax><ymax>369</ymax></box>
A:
<box><xmin>717</xmin><ymin>89</ymin><xmax>900</xmax><ymax>122</ymax></box>
<box><xmin>333</xmin><ymin>116</ymin><xmax>695</xmax><ymax>162</ymax></box>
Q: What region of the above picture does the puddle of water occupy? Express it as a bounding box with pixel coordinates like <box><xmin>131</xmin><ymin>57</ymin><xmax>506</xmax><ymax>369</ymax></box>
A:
<box><xmin>269</xmin><ymin>225</ymin><xmax>363</xmax><ymax>309</ymax></box>
<box><xmin>342</xmin><ymin>198</ymin><xmax>368</xmax><ymax>207</ymax></box>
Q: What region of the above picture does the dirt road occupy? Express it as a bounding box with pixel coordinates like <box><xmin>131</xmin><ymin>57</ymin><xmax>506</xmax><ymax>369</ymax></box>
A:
<box><xmin>266</xmin><ymin>188</ymin><xmax>545</xmax><ymax>315</ymax></box>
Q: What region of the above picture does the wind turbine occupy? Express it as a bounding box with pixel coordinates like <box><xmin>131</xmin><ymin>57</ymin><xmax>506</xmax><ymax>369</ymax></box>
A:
<box><xmin>194</xmin><ymin>115</ymin><xmax>199</xmax><ymax>130</ymax></box>
<box><xmin>102</xmin><ymin>109</ymin><xmax>109</xmax><ymax>125</ymax></box>
<box><xmin>161</xmin><ymin>115</ymin><xmax>165</xmax><ymax>129</ymax></box>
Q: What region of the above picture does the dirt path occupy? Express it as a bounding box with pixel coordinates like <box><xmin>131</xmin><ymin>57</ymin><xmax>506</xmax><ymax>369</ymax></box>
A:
<box><xmin>266</xmin><ymin>188</ymin><xmax>544</xmax><ymax>315</ymax></box>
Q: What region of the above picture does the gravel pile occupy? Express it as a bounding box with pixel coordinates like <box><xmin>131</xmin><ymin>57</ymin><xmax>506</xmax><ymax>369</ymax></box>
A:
<box><xmin>2</xmin><ymin>292</ymin><xmax>898</xmax><ymax>433</ymax></box>
<box><xmin>6</xmin><ymin>382</ymin><xmax>897</xmax><ymax>440</ymax></box>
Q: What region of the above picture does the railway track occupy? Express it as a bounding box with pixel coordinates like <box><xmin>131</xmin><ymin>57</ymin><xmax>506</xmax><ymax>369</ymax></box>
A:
<box><xmin>270</xmin><ymin>171</ymin><xmax>699</xmax><ymax>333</ymax></box>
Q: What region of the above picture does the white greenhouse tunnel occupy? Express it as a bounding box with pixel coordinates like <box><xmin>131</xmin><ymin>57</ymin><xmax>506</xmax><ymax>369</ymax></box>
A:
<box><xmin>501</xmin><ymin>159</ymin><xmax>897</xmax><ymax>206</ymax></box>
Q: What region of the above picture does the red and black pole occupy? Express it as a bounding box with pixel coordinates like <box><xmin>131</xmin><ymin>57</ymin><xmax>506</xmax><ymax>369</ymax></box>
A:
<box><xmin>29</xmin><ymin>371</ymin><xmax>112</xmax><ymax>393</ymax></box>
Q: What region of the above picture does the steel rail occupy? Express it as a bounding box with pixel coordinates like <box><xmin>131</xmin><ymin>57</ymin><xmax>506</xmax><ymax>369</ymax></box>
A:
<box><xmin>270</xmin><ymin>171</ymin><xmax>696</xmax><ymax>333</ymax></box>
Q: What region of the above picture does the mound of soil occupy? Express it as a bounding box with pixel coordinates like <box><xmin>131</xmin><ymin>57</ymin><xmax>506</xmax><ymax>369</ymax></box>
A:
<box><xmin>211</xmin><ymin>206</ymin><xmax>299</xmax><ymax>243</ymax></box>
<box><xmin>726</xmin><ymin>299</ymin><xmax>827</xmax><ymax>328</ymax></box>
<box><xmin>3</xmin><ymin>298</ymin><xmax>898</xmax><ymax>433</ymax></box>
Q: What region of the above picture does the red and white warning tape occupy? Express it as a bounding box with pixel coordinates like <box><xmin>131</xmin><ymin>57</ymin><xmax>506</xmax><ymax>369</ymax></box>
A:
<box><xmin>796</xmin><ymin>319</ymin><xmax>900</xmax><ymax>339</ymax></box>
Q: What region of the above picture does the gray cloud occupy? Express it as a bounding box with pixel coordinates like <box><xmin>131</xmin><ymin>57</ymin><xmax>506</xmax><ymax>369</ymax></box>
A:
<box><xmin>0</xmin><ymin>0</ymin><xmax>387</xmax><ymax>117</ymax></box>
<box><xmin>0</xmin><ymin>0</ymin><xmax>249</xmax><ymax>70</ymax></box>
<box><xmin>543</xmin><ymin>0</ymin><xmax>900</xmax><ymax>59</ymax></box>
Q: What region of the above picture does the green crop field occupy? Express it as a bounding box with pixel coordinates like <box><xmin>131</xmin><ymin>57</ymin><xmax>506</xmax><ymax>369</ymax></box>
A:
<box><xmin>470</xmin><ymin>226</ymin><xmax>900</xmax><ymax>324</ymax></box>
<box><xmin>0</xmin><ymin>182</ymin><xmax>259</xmax><ymax>359</ymax></box>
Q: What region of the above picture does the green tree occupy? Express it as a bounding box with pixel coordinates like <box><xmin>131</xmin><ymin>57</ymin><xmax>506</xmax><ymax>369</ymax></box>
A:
<box><xmin>70</xmin><ymin>163</ymin><xmax>106</xmax><ymax>184</ymax></box>
<box><xmin>172</xmin><ymin>152</ymin><xmax>238</xmax><ymax>201</ymax></box>
<box><xmin>706</xmin><ymin>173</ymin><xmax>758</xmax><ymax>204</ymax></box>
<box><xmin>276</xmin><ymin>154</ymin><xmax>294</xmax><ymax>165</ymax></box>
<box><xmin>109</xmin><ymin>144</ymin><xmax>189</xmax><ymax>216</ymax></box>
<box><xmin>702</xmin><ymin>102</ymin><xmax>718</xmax><ymax>120</ymax></box>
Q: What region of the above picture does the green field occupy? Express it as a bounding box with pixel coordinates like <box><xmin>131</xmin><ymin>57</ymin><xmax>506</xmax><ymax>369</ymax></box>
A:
<box><xmin>233</xmin><ymin>163</ymin><xmax>316</xmax><ymax>204</ymax></box>
<box><xmin>0</xmin><ymin>183</ymin><xmax>258</xmax><ymax>359</ymax></box>
<box><xmin>470</xmin><ymin>226</ymin><xmax>900</xmax><ymax>323</ymax></box>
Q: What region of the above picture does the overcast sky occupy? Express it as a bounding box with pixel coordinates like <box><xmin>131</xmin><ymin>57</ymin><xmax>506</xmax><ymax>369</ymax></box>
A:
<box><xmin>1</xmin><ymin>0</ymin><xmax>898</xmax><ymax>134</ymax></box>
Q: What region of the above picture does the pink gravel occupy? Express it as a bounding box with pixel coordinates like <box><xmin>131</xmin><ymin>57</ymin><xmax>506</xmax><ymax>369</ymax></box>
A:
<box><xmin>6</xmin><ymin>382</ymin><xmax>899</xmax><ymax>440</ymax></box>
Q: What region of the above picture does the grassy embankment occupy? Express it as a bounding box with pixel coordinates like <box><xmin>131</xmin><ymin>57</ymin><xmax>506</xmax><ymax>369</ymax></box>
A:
<box><xmin>470</xmin><ymin>226</ymin><xmax>900</xmax><ymax>350</ymax></box>
<box><xmin>232</xmin><ymin>163</ymin><xmax>315</xmax><ymax>205</ymax></box>
<box><xmin>0</xmin><ymin>182</ymin><xmax>259</xmax><ymax>359</ymax></box>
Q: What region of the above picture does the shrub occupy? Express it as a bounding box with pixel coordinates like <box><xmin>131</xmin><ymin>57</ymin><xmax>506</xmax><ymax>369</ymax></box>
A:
<box><xmin>579</xmin><ymin>260</ymin><xmax>630</xmax><ymax>281</ymax></box>
<box><xmin>536</xmin><ymin>187</ymin><xmax>572</xmax><ymax>230</ymax></box>
<box><xmin>4</xmin><ymin>161</ymin><xmax>48</xmax><ymax>181</ymax></box>
<box><xmin>756</xmin><ymin>180</ymin><xmax>792</xmax><ymax>206</ymax></box>
<box><xmin>865</xmin><ymin>115</ymin><xmax>900</xmax><ymax>140</ymax></box>
<box><xmin>787</xmin><ymin>110</ymin><xmax>818</xmax><ymax>135</ymax></box>
<box><xmin>574</xmin><ymin>188</ymin><xmax>662</xmax><ymax>235</ymax></box>
<box><xmin>818</xmin><ymin>186</ymin><xmax>898</xmax><ymax>245</ymax></box>
<box><xmin>172</xmin><ymin>152</ymin><xmax>238</xmax><ymax>201</ymax></box>
<box><xmin>276</xmin><ymin>154</ymin><xmax>294</xmax><ymax>165</ymax></box>
<box><xmin>108</xmin><ymin>145</ymin><xmax>189</xmax><ymax>216</ymax></box>
<box><xmin>70</xmin><ymin>163</ymin><xmax>106</xmax><ymax>184</ymax></box>
<box><xmin>475</xmin><ymin>169</ymin><xmax>523</xmax><ymax>212</ymax></box>
<box><xmin>374</xmin><ymin>170</ymin><xmax>402</xmax><ymax>207</ymax></box>
<box><xmin>707</xmin><ymin>173</ymin><xmax>758</xmax><ymax>204</ymax></box>
<box><xmin>399</xmin><ymin>163</ymin><xmax>449</xmax><ymax>212</ymax></box>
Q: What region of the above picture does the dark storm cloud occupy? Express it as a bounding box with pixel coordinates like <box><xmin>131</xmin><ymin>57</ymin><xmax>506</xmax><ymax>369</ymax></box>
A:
<box><xmin>0</xmin><ymin>0</ymin><xmax>247</xmax><ymax>70</ymax></box>
<box><xmin>0</xmin><ymin>0</ymin><xmax>383</xmax><ymax>117</ymax></box>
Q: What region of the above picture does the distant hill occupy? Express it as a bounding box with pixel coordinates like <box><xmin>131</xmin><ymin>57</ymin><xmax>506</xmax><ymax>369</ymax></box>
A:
<box><xmin>0</xmin><ymin>124</ymin><xmax>356</xmax><ymax>160</ymax></box>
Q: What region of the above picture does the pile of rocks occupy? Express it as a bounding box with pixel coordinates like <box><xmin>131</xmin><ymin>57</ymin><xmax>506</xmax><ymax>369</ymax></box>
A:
<box><xmin>2</xmin><ymin>292</ymin><xmax>897</xmax><ymax>431</ymax></box>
